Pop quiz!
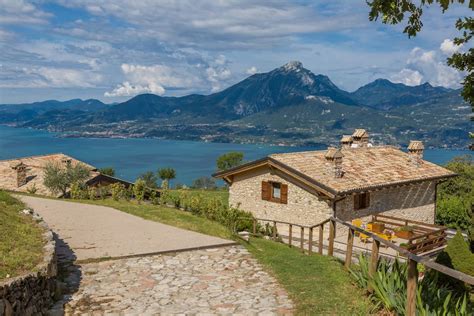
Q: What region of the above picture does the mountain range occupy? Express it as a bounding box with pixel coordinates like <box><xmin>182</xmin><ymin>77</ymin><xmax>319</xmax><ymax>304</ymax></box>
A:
<box><xmin>0</xmin><ymin>61</ymin><xmax>471</xmax><ymax>148</ymax></box>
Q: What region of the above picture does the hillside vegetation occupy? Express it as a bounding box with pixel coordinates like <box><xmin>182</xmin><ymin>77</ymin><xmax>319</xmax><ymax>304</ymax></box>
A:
<box><xmin>0</xmin><ymin>191</ymin><xmax>44</xmax><ymax>279</ymax></box>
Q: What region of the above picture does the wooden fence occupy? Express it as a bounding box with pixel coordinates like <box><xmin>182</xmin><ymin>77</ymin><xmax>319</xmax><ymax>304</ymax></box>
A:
<box><xmin>242</xmin><ymin>216</ymin><xmax>474</xmax><ymax>316</ymax></box>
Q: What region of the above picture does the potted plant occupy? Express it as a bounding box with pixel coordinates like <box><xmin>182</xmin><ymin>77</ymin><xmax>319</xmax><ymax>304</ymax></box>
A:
<box><xmin>398</xmin><ymin>242</ymin><xmax>410</xmax><ymax>257</ymax></box>
<box><xmin>368</xmin><ymin>221</ymin><xmax>385</xmax><ymax>233</ymax></box>
<box><xmin>395</xmin><ymin>225</ymin><xmax>415</xmax><ymax>239</ymax></box>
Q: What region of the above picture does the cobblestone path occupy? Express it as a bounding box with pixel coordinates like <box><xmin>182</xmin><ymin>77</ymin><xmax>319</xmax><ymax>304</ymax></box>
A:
<box><xmin>55</xmin><ymin>246</ymin><xmax>294</xmax><ymax>315</ymax></box>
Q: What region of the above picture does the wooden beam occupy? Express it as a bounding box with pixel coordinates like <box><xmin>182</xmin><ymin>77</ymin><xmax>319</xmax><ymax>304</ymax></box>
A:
<box><xmin>369</xmin><ymin>239</ymin><xmax>380</xmax><ymax>279</ymax></box>
<box><xmin>252</xmin><ymin>219</ymin><xmax>256</xmax><ymax>235</ymax></box>
<box><xmin>328</xmin><ymin>219</ymin><xmax>335</xmax><ymax>256</ymax></box>
<box><xmin>318</xmin><ymin>224</ymin><xmax>324</xmax><ymax>255</ymax></box>
<box><xmin>308</xmin><ymin>227</ymin><xmax>313</xmax><ymax>255</ymax></box>
<box><xmin>300</xmin><ymin>227</ymin><xmax>304</xmax><ymax>253</ymax></box>
<box><xmin>288</xmin><ymin>224</ymin><xmax>293</xmax><ymax>247</ymax></box>
<box><xmin>345</xmin><ymin>228</ymin><xmax>354</xmax><ymax>269</ymax></box>
<box><xmin>273</xmin><ymin>221</ymin><xmax>277</xmax><ymax>240</ymax></box>
<box><xmin>407</xmin><ymin>259</ymin><xmax>418</xmax><ymax>316</ymax></box>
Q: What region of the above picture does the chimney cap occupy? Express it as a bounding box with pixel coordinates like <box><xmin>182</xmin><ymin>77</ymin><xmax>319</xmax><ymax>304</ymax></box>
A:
<box><xmin>340</xmin><ymin>135</ymin><xmax>353</xmax><ymax>143</ymax></box>
<box><xmin>11</xmin><ymin>161</ymin><xmax>27</xmax><ymax>170</ymax></box>
<box><xmin>408</xmin><ymin>140</ymin><xmax>424</xmax><ymax>151</ymax></box>
<box><xmin>325</xmin><ymin>147</ymin><xmax>343</xmax><ymax>159</ymax></box>
<box><xmin>352</xmin><ymin>129</ymin><xmax>368</xmax><ymax>139</ymax></box>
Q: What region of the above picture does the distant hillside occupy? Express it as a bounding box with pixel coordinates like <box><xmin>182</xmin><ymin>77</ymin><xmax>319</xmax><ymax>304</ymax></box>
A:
<box><xmin>351</xmin><ymin>79</ymin><xmax>453</xmax><ymax>110</ymax></box>
<box><xmin>0</xmin><ymin>61</ymin><xmax>470</xmax><ymax>148</ymax></box>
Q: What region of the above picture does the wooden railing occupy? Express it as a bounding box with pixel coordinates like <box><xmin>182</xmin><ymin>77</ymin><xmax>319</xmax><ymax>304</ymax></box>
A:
<box><xmin>240</xmin><ymin>216</ymin><xmax>474</xmax><ymax>316</ymax></box>
<box><xmin>244</xmin><ymin>217</ymin><xmax>330</xmax><ymax>255</ymax></box>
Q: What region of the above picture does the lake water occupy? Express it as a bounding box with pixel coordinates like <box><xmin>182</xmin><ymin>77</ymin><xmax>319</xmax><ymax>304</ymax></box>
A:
<box><xmin>0</xmin><ymin>125</ymin><xmax>471</xmax><ymax>185</ymax></box>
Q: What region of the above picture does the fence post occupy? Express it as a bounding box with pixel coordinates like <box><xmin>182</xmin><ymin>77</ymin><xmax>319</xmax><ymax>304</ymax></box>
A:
<box><xmin>308</xmin><ymin>227</ymin><xmax>313</xmax><ymax>255</ymax></box>
<box><xmin>328</xmin><ymin>219</ymin><xmax>335</xmax><ymax>256</ymax></box>
<box><xmin>288</xmin><ymin>224</ymin><xmax>293</xmax><ymax>247</ymax></box>
<box><xmin>300</xmin><ymin>227</ymin><xmax>304</xmax><ymax>253</ymax></box>
<box><xmin>345</xmin><ymin>228</ymin><xmax>354</xmax><ymax>269</ymax></box>
<box><xmin>368</xmin><ymin>239</ymin><xmax>380</xmax><ymax>293</ymax></box>
<box><xmin>273</xmin><ymin>221</ymin><xmax>277</xmax><ymax>240</ymax></box>
<box><xmin>253</xmin><ymin>218</ymin><xmax>256</xmax><ymax>235</ymax></box>
<box><xmin>318</xmin><ymin>224</ymin><xmax>324</xmax><ymax>255</ymax></box>
<box><xmin>406</xmin><ymin>259</ymin><xmax>418</xmax><ymax>316</ymax></box>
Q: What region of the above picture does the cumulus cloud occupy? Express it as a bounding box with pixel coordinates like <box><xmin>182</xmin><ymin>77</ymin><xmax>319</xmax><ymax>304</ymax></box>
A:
<box><xmin>440</xmin><ymin>39</ymin><xmax>462</xmax><ymax>56</ymax></box>
<box><xmin>246</xmin><ymin>66</ymin><xmax>258</xmax><ymax>75</ymax></box>
<box><xmin>105</xmin><ymin>63</ymin><xmax>199</xmax><ymax>97</ymax></box>
<box><xmin>0</xmin><ymin>0</ymin><xmax>51</xmax><ymax>24</ymax></box>
<box><xmin>390</xmin><ymin>43</ymin><xmax>464</xmax><ymax>88</ymax></box>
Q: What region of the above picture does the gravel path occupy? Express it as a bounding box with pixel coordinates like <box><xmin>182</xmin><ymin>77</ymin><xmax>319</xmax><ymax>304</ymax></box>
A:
<box><xmin>18</xmin><ymin>195</ymin><xmax>235</xmax><ymax>260</ymax></box>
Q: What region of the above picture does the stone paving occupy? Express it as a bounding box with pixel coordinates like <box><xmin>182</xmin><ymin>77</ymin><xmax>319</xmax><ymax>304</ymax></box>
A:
<box><xmin>54</xmin><ymin>246</ymin><xmax>294</xmax><ymax>315</ymax></box>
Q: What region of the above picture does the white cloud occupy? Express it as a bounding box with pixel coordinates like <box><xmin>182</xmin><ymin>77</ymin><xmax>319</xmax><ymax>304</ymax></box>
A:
<box><xmin>440</xmin><ymin>39</ymin><xmax>462</xmax><ymax>55</ymax></box>
<box><xmin>391</xmin><ymin>69</ymin><xmax>423</xmax><ymax>86</ymax></box>
<box><xmin>390</xmin><ymin>43</ymin><xmax>464</xmax><ymax>88</ymax></box>
<box><xmin>0</xmin><ymin>0</ymin><xmax>51</xmax><ymax>24</ymax></box>
<box><xmin>105</xmin><ymin>63</ymin><xmax>199</xmax><ymax>97</ymax></box>
<box><xmin>246</xmin><ymin>66</ymin><xmax>258</xmax><ymax>75</ymax></box>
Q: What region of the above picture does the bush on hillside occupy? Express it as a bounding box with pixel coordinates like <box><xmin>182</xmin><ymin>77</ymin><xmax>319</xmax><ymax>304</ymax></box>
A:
<box><xmin>133</xmin><ymin>179</ymin><xmax>146</xmax><ymax>203</ymax></box>
<box><xmin>110</xmin><ymin>183</ymin><xmax>126</xmax><ymax>201</ymax></box>
<box><xmin>445</xmin><ymin>231</ymin><xmax>474</xmax><ymax>276</ymax></box>
<box><xmin>436</xmin><ymin>156</ymin><xmax>473</xmax><ymax>232</ymax></box>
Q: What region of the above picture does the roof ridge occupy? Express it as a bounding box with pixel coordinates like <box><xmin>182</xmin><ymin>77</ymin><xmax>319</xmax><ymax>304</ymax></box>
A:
<box><xmin>0</xmin><ymin>152</ymin><xmax>65</xmax><ymax>162</ymax></box>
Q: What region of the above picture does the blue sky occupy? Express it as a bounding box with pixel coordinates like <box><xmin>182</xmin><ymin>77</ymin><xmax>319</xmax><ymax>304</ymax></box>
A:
<box><xmin>0</xmin><ymin>0</ymin><xmax>471</xmax><ymax>103</ymax></box>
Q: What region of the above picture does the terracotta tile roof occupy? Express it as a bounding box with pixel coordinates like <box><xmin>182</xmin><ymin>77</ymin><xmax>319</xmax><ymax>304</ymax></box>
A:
<box><xmin>352</xmin><ymin>129</ymin><xmax>368</xmax><ymax>138</ymax></box>
<box><xmin>0</xmin><ymin>153</ymin><xmax>98</xmax><ymax>196</ymax></box>
<box><xmin>269</xmin><ymin>146</ymin><xmax>455</xmax><ymax>194</ymax></box>
<box><xmin>408</xmin><ymin>140</ymin><xmax>424</xmax><ymax>151</ymax></box>
<box><xmin>340</xmin><ymin>135</ymin><xmax>353</xmax><ymax>143</ymax></box>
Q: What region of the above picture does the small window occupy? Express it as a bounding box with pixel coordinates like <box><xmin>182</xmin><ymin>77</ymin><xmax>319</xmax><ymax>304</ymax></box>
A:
<box><xmin>272</xmin><ymin>182</ymin><xmax>281</xmax><ymax>199</ymax></box>
<box><xmin>354</xmin><ymin>192</ymin><xmax>370</xmax><ymax>210</ymax></box>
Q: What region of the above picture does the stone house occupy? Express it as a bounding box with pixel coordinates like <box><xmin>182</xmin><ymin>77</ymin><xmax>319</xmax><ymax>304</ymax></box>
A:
<box><xmin>0</xmin><ymin>153</ymin><xmax>132</xmax><ymax>197</ymax></box>
<box><xmin>213</xmin><ymin>130</ymin><xmax>456</xmax><ymax>235</ymax></box>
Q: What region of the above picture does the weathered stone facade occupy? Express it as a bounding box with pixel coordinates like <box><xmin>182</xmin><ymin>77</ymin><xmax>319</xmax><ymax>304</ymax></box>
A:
<box><xmin>229</xmin><ymin>166</ymin><xmax>332</xmax><ymax>226</ymax></box>
<box><xmin>0</xmin><ymin>211</ymin><xmax>57</xmax><ymax>316</ymax></box>
<box><xmin>334</xmin><ymin>181</ymin><xmax>436</xmax><ymax>236</ymax></box>
<box><xmin>230</xmin><ymin>166</ymin><xmax>437</xmax><ymax>235</ymax></box>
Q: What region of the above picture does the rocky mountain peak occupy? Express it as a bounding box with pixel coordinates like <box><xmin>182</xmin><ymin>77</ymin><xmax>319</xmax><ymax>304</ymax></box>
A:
<box><xmin>281</xmin><ymin>61</ymin><xmax>304</xmax><ymax>72</ymax></box>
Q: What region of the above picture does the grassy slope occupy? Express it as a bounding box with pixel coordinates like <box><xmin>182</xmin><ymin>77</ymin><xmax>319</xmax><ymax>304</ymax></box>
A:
<box><xmin>0</xmin><ymin>191</ymin><xmax>44</xmax><ymax>279</ymax></box>
<box><xmin>247</xmin><ymin>237</ymin><xmax>373</xmax><ymax>315</ymax></box>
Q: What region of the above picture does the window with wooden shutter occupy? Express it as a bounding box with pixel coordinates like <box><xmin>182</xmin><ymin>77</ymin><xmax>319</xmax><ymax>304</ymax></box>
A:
<box><xmin>354</xmin><ymin>192</ymin><xmax>370</xmax><ymax>210</ymax></box>
<box><xmin>280</xmin><ymin>184</ymin><xmax>288</xmax><ymax>204</ymax></box>
<box><xmin>261</xmin><ymin>181</ymin><xmax>271</xmax><ymax>200</ymax></box>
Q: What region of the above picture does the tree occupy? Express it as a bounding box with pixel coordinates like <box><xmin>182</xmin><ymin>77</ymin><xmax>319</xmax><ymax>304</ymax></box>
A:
<box><xmin>216</xmin><ymin>152</ymin><xmax>244</xmax><ymax>171</ymax></box>
<box><xmin>192</xmin><ymin>176</ymin><xmax>217</xmax><ymax>190</ymax></box>
<box><xmin>157</xmin><ymin>167</ymin><xmax>176</xmax><ymax>189</ymax></box>
<box><xmin>138</xmin><ymin>171</ymin><xmax>158</xmax><ymax>188</ymax></box>
<box><xmin>99</xmin><ymin>167</ymin><xmax>115</xmax><ymax>177</ymax></box>
<box><xmin>367</xmin><ymin>0</ymin><xmax>473</xmax><ymax>110</ymax></box>
<box><xmin>43</xmin><ymin>162</ymin><xmax>90</xmax><ymax>196</ymax></box>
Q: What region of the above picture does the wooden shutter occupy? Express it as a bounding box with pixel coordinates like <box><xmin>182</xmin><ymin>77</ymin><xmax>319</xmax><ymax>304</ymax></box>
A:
<box><xmin>261</xmin><ymin>181</ymin><xmax>271</xmax><ymax>201</ymax></box>
<box><xmin>365</xmin><ymin>193</ymin><xmax>370</xmax><ymax>208</ymax></box>
<box><xmin>280</xmin><ymin>184</ymin><xmax>288</xmax><ymax>204</ymax></box>
<box><xmin>354</xmin><ymin>194</ymin><xmax>360</xmax><ymax>210</ymax></box>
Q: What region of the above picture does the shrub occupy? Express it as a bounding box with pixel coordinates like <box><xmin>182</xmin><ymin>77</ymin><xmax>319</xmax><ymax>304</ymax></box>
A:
<box><xmin>87</xmin><ymin>187</ymin><xmax>97</xmax><ymax>200</ymax></box>
<box><xmin>70</xmin><ymin>182</ymin><xmax>86</xmax><ymax>199</ymax></box>
<box><xmin>133</xmin><ymin>179</ymin><xmax>146</xmax><ymax>203</ymax></box>
<box><xmin>445</xmin><ymin>231</ymin><xmax>474</xmax><ymax>276</ymax></box>
<box><xmin>350</xmin><ymin>254</ymin><xmax>472</xmax><ymax>315</ymax></box>
<box><xmin>96</xmin><ymin>186</ymin><xmax>110</xmax><ymax>200</ymax></box>
<box><xmin>98</xmin><ymin>167</ymin><xmax>115</xmax><ymax>177</ymax></box>
<box><xmin>26</xmin><ymin>184</ymin><xmax>37</xmax><ymax>195</ymax></box>
<box><xmin>138</xmin><ymin>171</ymin><xmax>158</xmax><ymax>189</ymax></box>
<box><xmin>110</xmin><ymin>183</ymin><xmax>126</xmax><ymax>201</ymax></box>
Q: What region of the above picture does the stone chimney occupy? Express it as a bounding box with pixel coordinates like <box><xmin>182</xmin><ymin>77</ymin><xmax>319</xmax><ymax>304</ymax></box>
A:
<box><xmin>325</xmin><ymin>147</ymin><xmax>344</xmax><ymax>178</ymax></box>
<box><xmin>11</xmin><ymin>162</ymin><xmax>27</xmax><ymax>187</ymax></box>
<box><xmin>408</xmin><ymin>140</ymin><xmax>424</xmax><ymax>166</ymax></box>
<box><xmin>340</xmin><ymin>135</ymin><xmax>353</xmax><ymax>148</ymax></box>
<box><xmin>352</xmin><ymin>129</ymin><xmax>369</xmax><ymax>147</ymax></box>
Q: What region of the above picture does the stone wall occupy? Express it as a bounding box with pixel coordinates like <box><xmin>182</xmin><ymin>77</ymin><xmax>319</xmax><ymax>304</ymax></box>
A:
<box><xmin>229</xmin><ymin>166</ymin><xmax>332</xmax><ymax>226</ymax></box>
<box><xmin>335</xmin><ymin>181</ymin><xmax>436</xmax><ymax>236</ymax></box>
<box><xmin>0</xmin><ymin>211</ymin><xmax>57</xmax><ymax>316</ymax></box>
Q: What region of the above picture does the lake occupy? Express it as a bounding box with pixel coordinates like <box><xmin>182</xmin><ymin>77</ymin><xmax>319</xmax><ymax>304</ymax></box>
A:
<box><xmin>0</xmin><ymin>125</ymin><xmax>471</xmax><ymax>185</ymax></box>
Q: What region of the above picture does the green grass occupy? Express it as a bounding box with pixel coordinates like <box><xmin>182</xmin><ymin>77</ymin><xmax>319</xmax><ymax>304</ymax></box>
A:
<box><xmin>168</xmin><ymin>188</ymin><xmax>229</xmax><ymax>204</ymax></box>
<box><xmin>71</xmin><ymin>198</ymin><xmax>234</xmax><ymax>240</ymax></box>
<box><xmin>0</xmin><ymin>191</ymin><xmax>45</xmax><ymax>279</ymax></box>
<box><xmin>246</xmin><ymin>237</ymin><xmax>374</xmax><ymax>315</ymax></box>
